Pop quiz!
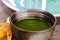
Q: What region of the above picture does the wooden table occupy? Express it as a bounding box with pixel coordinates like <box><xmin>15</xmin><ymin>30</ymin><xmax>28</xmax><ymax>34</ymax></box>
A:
<box><xmin>0</xmin><ymin>0</ymin><xmax>60</xmax><ymax>40</ymax></box>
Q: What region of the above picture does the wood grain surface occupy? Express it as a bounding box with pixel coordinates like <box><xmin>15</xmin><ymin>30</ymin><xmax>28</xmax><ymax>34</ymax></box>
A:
<box><xmin>0</xmin><ymin>0</ymin><xmax>60</xmax><ymax>40</ymax></box>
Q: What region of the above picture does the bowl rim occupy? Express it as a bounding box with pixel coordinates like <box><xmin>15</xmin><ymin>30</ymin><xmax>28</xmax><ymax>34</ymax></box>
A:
<box><xmin>9</xmin><ymin>9</ymin><xmax>57</xmax><ymax>33</ymax></box>
<box><xmin>2</xmin><ymin>0</ymin><xmax>19</xmax><ymax>11</ymax></box>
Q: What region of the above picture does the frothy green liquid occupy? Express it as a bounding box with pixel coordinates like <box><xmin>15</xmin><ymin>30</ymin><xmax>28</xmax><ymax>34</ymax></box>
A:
<box><xmin>15</xmin><ymin>19</ymin><xmax>51</xmax><ymax>31</ymax></box>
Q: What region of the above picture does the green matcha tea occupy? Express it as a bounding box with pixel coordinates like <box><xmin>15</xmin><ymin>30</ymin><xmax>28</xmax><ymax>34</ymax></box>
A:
<box><xmin>15</xmin><ymin>18</ymin><xmax>51</xmax><ymax>31</ymax></box>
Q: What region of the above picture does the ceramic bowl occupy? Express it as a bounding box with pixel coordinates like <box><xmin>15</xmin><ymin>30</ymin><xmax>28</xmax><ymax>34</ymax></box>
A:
<box><xmin>2</xmin><ymin>0</ymin><xmax>60</xmax><ymax>16</ymax></box>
